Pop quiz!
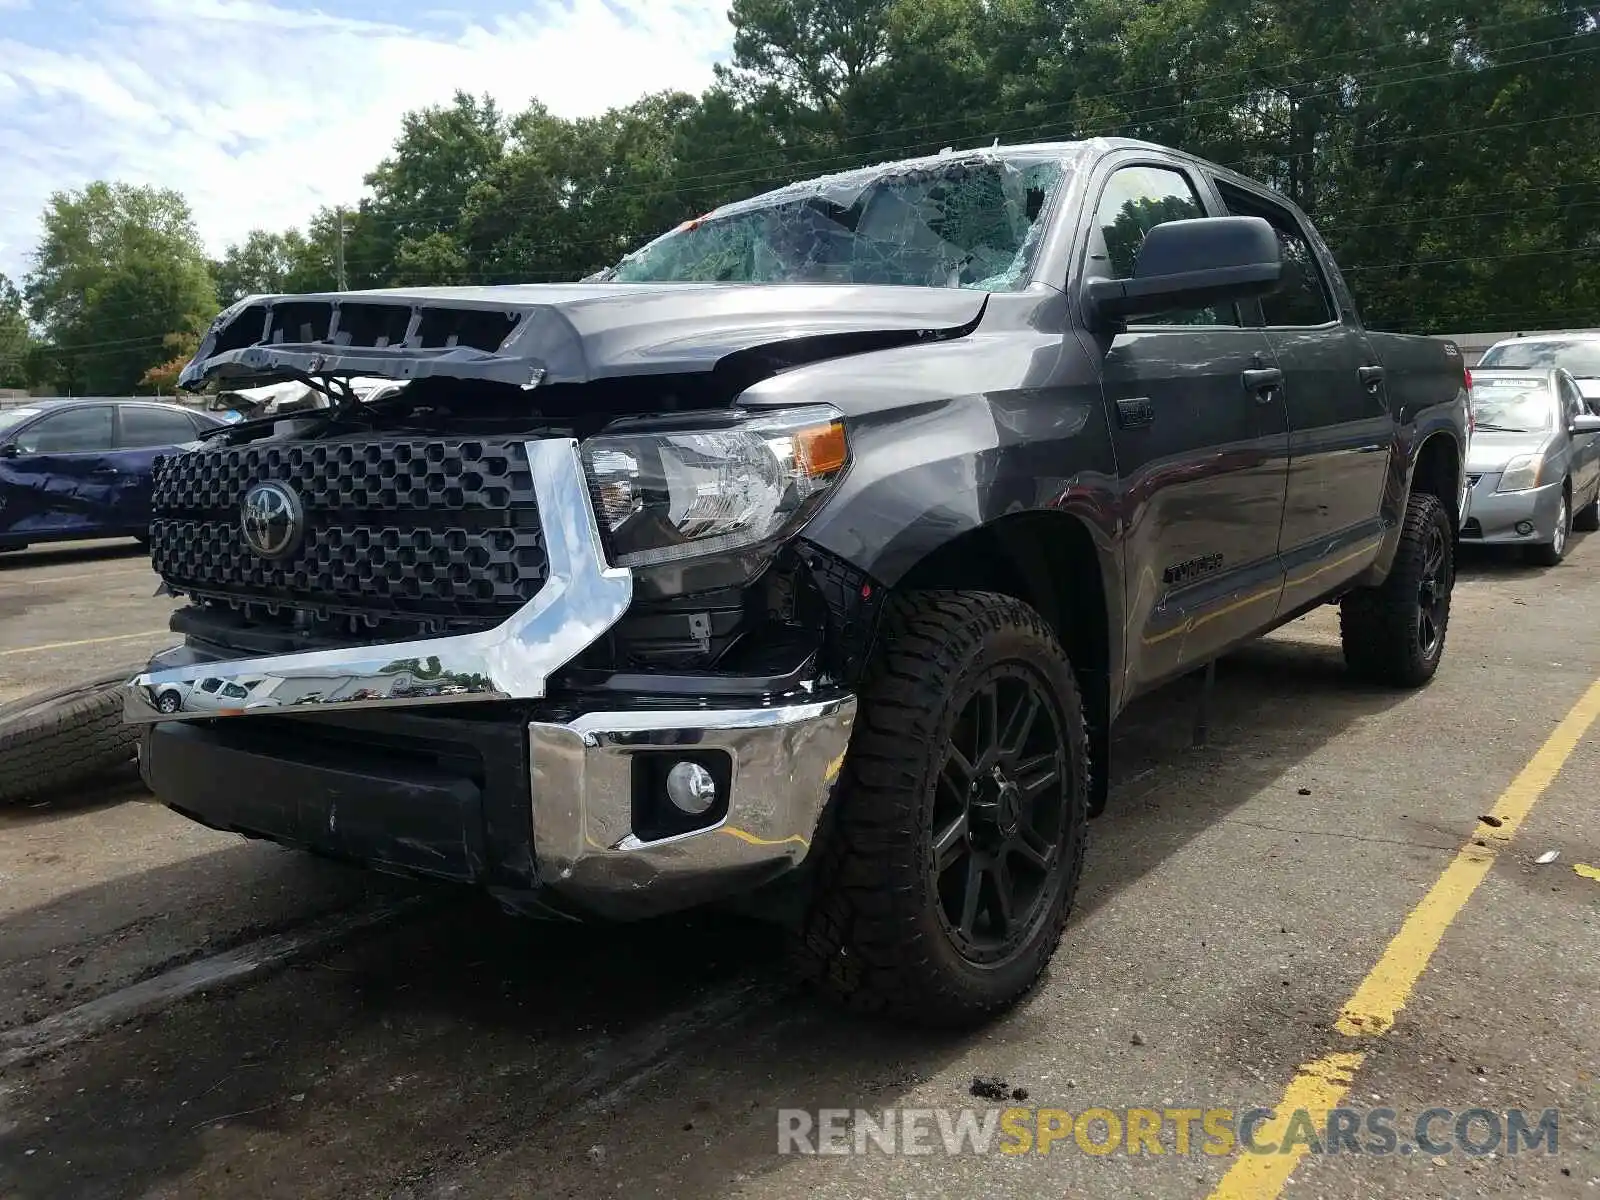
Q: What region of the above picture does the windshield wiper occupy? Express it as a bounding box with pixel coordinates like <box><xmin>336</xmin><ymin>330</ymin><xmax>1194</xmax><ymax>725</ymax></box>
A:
<box><xmin>1473</xmin><ymin>422</ymin><xmax>1528</xmax><ymax>433</ymax></box>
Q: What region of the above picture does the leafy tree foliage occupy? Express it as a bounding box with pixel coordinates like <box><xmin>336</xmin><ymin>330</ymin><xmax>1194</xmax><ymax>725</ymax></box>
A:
<box><xmin>24</xmin><ymin>182</ymin><xmax>217</xmax><ymax>393</ymax></box>
<box><xmin>0</xmin><ymin>274</ymin><xmax>32</xmax><ymax>389</ymax></box>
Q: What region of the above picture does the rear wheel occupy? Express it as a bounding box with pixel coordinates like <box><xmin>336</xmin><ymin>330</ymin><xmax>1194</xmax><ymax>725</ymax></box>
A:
<box><xmin>1339</xmin><ymin>491</ymin><xmax>1454</xmax><ymax>687</ymax></box>
<box><xmin>792</xmin><ymin>590</ymin><xmax>1089</xmax><ymax>1028</ymax></box>
<box><xmin>1526</xmin><ymin>488</ymin><xmax>1569</xmax><ymax>566</ymax></box>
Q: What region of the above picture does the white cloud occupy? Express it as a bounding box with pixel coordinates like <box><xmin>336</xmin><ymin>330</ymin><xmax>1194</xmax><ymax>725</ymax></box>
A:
<box><xmin>0</xmin><ymin>0</ymin><xmax>733</xmax><ymax>281</ymax></box>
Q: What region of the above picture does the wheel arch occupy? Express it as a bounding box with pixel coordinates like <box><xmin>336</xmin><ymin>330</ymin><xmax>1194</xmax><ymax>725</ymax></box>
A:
<box><xmin>1359</xmin><ymin>421</ymin><xmax>1465</xmax><ymax>588</ymax></box>
<box><xmin>889</xmin><ymin>509</ymin><xmax>1121</xmax><ymax>816</ymax></box>
<box><xmin>1411</xmin><ymin>429</ymin><xmax>1464</xmax><ymax>532</ymax></box>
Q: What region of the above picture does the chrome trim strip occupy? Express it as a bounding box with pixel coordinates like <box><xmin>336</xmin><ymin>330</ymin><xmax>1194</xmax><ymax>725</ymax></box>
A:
<box><xmin>124</xmin><ymin>438</ymin><xmax>633</xmax><ymax>722</ymax></box>
<box><xmin>528</xmin><ymin>695</ymin><xmax>857</xmax><ymax>920</ymax></box>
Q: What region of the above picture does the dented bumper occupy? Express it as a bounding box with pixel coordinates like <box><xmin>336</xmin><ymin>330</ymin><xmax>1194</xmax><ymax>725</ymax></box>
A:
<box><xmin>125</xmin><ymin>434</ymin><xmax>857</xmax><ymax>918</ymax></box>
<box><xmin>137</xmin><ymin>692</ymin><xmax>855</xmax><ymax>919</ymax></box>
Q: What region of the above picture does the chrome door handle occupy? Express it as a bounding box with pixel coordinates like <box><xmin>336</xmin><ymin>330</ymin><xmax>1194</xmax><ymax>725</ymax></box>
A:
<box><xmin>1242</xmin><ymin>367</ymin><xmax>1283</xmax><ymax>402</ymax></box>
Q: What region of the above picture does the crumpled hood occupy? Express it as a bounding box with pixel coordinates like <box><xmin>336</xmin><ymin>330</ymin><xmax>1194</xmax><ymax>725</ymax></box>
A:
<box><xmin>1467</xmin><ymin>430</ymin><xmax>1553</xmax><ymax>473</ymax></box>
<box><xmin>178</xmin><ymin>281</ymin><xmax>990</xmax><ymax>391</ymax></box>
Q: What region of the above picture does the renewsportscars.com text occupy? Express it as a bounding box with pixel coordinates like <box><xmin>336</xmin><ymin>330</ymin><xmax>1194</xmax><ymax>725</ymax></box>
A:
<box><xmin>777</xmin><ymin>1106</ymin><xmax>1559</xmax><ymax>1157</ymax></box>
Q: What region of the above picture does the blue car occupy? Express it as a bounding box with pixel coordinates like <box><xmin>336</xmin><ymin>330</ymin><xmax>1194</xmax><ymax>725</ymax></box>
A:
<box><xmin>0</xmin><ymin>399</ymin><xmax>228</xmax><ymax>552</ymax></box>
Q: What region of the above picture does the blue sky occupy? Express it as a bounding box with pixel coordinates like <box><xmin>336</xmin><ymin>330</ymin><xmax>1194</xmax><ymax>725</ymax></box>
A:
<box><xmin>0</xmin><ymin>0</ymin><xmax>733</xmax><ymax>282</ymax></box>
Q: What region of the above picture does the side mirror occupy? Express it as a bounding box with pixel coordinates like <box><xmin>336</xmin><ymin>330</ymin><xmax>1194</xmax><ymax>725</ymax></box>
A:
<box><xmin>1569</xmin><ymin>412</ymin><xmax>1600</xmax><ymax>436</ymax></box>
<box><xmin>0</xmin><ymin>442</ymin><xmax>17</xmax><ymax>459</ymax></box>
<box><xmin>1085</xmin><ymin>215</ymin><xmax>1285</xmax><ymax>328</ymax></box>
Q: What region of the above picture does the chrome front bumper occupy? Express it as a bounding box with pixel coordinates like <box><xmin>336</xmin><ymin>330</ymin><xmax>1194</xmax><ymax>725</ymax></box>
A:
<box><xmin>528</xmin><ymin>696</ymin><xmax>856</xmax><ymax>918</ymax></box>
<box><xmin>124</xmin><ymin>438</ymin><xmax>634</xmax><ymax>722</ymax></box>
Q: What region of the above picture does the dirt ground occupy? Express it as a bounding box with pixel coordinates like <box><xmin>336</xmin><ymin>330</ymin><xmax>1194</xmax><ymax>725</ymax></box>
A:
<box><xmin>0</xmin><ymin>532</ymin><xmax>1597</xmax><ymax>1200</ymax></box>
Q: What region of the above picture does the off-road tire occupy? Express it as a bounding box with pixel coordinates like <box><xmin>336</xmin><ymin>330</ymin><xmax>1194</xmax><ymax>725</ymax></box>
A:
<box><xmin>0</xmin><ymin>667</ymin><xmax>142</xmax><ymax>804</ymax></box>
<box><xmin>1339</xmin><ymin>491</ymin><xmax>1455</xmax><ymax>688</ymax></box>
<box><xmin>1571</xmin><ymin>485</ymin><xmax>1598</xmax><ymax>533</ymax></box>
<box><xmin>791</xmin><ymin>590</ymin><xmax>1090</xmax><ymax>1028</ymax></box>
<box><xmin>1526</xmin><ymin>486</ymin><xmax>1570</xmax><ymax>567</ymax></box>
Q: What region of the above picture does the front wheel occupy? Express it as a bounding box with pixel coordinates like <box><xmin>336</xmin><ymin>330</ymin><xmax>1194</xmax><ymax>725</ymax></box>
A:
<box><xmin>1339</xmin><ymin>491</ymin><xmax>1455</xmax><ymax>687</ymax></box>
<box><xmin>1526</xmin><ymin>488</ymin><xmax>1570</xmax><ymax>566</ymax></box>
<box><xmin>792</xmin><ymin>590</ymin><xmax>1089</xmax><ymax>1028</ymax></box>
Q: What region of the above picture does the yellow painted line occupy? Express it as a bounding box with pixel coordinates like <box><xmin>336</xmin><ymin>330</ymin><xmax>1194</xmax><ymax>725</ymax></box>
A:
<box><xmin>1207</xmin><ymin>678</ymin><xmax>1600</xmax><ymax>1200</ymax></box>
<box><xmin>0</xmin><ymin>629</ymin><xmax>170</xmax><ymax>658</ymax></box>
<box><xmin>1209</xmin><ymin>1053</ymin><xmax>1367</xmax><ymax>1198</ymax></box>
<box><xmin>1575</xmin><ymin>864</ymin><xmax>1600</xmax><ymax>883</ymax></box>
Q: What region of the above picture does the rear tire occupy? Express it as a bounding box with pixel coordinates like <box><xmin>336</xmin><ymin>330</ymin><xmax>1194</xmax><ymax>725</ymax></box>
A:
<box><xmin>1339</xmin><ymin>491</ymin><xmax>1454</xmax><ymax>687</ymax></box>
<box><xmin>1526</xmin><ymin>488</ymin><xmax>1570</xmax><ymax>566</ymax></box>
<box><xmin>792</xmin><ymin>590</ymin><xmax>1089</xmax><ymax>1028</ymax></box>
<box><xmin>0</xmin><ymin>668</ymin><xmax>142</xmax><ymax>804</ymax></box>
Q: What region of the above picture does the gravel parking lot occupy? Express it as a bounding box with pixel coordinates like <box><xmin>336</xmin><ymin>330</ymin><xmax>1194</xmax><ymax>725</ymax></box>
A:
<box><xmin>1</xmin><ymin>534</ymin><xmax>1597</xmax><ymax>1200</ymax></box>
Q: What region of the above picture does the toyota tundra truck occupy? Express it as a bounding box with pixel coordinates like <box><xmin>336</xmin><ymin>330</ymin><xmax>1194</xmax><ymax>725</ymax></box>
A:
<box><xmin>125</xmin><ymin>138</ymin><xmax>1471</xmax><ymax>1026</ymax></box>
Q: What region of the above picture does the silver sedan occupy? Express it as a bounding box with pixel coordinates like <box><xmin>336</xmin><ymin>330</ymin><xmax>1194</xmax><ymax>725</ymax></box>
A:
<box><xmin>1461</xmin><ymin>368</ymin><xmax>1600</xmax><ymax>565</ymax></box>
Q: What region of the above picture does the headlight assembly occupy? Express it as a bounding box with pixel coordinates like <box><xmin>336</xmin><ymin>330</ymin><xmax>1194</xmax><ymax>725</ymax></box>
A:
<box><xmin>1496</xmin><ymin>454</ymin><xmax>1542</xmax><ymax>492</ymax></box>
<box><xmin>581</xmin><ymin>405</ymin><xmax>850</xmax><ymax>567</ymax></box>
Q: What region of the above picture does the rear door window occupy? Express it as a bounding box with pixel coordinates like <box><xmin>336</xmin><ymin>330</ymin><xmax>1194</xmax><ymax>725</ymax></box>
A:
<box><xmin>119</xmin><ymin>405</ymin><xmax>202</xmax><ymax>448</ymax></box>
<box><xmin>1217</xmin><ymin>184</ymin><xmax>1335</xmax><ymax>327</ymax></box>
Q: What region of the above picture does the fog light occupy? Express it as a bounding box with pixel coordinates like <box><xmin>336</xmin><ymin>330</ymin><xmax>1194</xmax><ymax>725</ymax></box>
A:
<box><xmin>1515</xmin><ymin>520</ymin><xmax>1534</xmax><ymax>536</ymax></box>
<box><xmin>665</xmin><ymin>761</ymin><xmax>718</xmax><ymax>815</ymax></box>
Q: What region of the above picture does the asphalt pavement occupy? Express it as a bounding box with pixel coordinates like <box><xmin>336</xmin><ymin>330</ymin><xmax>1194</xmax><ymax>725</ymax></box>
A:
<box><xmin>0</xmin><ymin>532</ymin><xmax>1596</xmax><ymax>1200</ymax></box>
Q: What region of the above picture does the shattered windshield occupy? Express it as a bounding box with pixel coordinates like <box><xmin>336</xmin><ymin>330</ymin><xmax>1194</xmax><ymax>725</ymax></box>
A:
<box><xmin>602</xmin><ymin>153</ymin><xmax>1071</xmax><ymax>292</ymax></box>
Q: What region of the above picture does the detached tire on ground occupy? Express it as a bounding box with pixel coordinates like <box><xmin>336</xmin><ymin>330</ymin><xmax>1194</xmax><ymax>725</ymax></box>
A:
<box><xmin>793</xmin><ymin>590</ymin><xmax>1089</xmax><ymax>1028</ymax></box>
<box><xmin>0</xmin><ymin>667</ymin><xmax>143</xmax><ymax>804</ymax></box>
<box><xmin>1339</xmin><ymin>491</ymin><xmax>1455</xmax><ymax>687</ymax></box>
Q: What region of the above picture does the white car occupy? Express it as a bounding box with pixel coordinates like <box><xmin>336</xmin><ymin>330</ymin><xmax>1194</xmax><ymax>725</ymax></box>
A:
<box><xmin>1478</xmin><ymin>332</ymin><xmax>1600</xmax><ymax>411</ymax></box>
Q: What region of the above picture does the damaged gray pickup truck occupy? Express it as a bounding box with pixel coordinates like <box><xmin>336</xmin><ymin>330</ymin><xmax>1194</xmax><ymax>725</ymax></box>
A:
<box><xmin>125</xmin><ymin>138</ymin><xmax>1470</xmax><ymax>1026</ymax></box>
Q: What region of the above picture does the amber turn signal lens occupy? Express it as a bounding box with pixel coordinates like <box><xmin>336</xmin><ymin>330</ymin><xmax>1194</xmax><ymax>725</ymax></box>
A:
<box><xmin>795</xmin><ymin>422</ymin><xmax>848</xmax><ymax>478</ymax></box>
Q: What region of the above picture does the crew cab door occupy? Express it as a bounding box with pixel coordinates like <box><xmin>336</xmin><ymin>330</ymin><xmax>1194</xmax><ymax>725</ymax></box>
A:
<box><xmin>0</xmin><ymin>405</ymin><xmax>118</xmax><ymax>540</ymax></box>
<box><xmin>1075</xmin><ymin>158</ymin><xmax>1290</xmax><ymax>696</ymax></box>
<box><xmin>1212</xmin><ymin>181</ymin><xmax>1392</xmax><ymax>613</ymax></box>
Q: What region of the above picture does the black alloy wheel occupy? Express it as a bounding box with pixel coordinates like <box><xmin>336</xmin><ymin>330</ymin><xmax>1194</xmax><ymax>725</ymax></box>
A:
<box><xmin>930</xmin><ymin>665</ymin><xmax>1071</xmax><ymax>965</ymax></box>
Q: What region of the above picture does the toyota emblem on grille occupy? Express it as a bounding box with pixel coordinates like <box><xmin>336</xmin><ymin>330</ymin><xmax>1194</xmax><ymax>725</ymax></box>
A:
<box><xmin>240</xmin><ymin>481</ymin><xmax>305</xmax><ymax>560</ymax></box>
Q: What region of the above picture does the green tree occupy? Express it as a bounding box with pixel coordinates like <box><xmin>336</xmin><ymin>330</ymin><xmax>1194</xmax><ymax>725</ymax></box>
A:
<box><xmin>213</xmin><ymin>229</ymin><xmax>302</xmax><ymax>304</ymax></box>
<box><xmin>24</xmin><ymin>182</ymin><xmax>218</xmax><ymax>394</ymax></box>
<box><xmin>361</xmin><ymin>91</ymin><xmax>508</xmax><ymax>287</ymax></box>
<box><xmin>0</xmin><ymin>274</ymin><xmax>32</xmax><ymax>390</ymax></box>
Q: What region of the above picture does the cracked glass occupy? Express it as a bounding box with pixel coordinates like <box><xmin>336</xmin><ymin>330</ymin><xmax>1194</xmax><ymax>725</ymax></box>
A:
<box><xmin>601</xmin><ymin>152</ymin><xmax>1074</xmax><ymax>292</ymax></box>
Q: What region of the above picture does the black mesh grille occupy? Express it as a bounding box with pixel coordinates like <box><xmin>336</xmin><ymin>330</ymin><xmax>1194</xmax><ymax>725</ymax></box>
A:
<box><xmin>150</xmin><ymin>438</ymin><xmax>548</xmax><ymax>621</ymax></box>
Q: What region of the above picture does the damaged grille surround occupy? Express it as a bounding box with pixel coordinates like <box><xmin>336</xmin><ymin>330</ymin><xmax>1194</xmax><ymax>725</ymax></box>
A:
<box><xmin>126</xmin><ymin>438</ymin><xmax>634</xmax><ymax>721</ymax></box>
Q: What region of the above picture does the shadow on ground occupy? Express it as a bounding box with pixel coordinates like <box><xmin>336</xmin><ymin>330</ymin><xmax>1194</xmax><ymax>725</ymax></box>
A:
<box><xmin>0</xmin><ymin>540</ymin><xmax>148</xmax><ymax>573</ymax></box>
<box><xmin>0</xmin><ymin>628</ymin><xmax>1415</xmax><ymax>1200</ymax></box>
<box><xmin>0</xmin><ymin>764</ymin><xmax>146</xmax><ymax>827</ymax></box>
